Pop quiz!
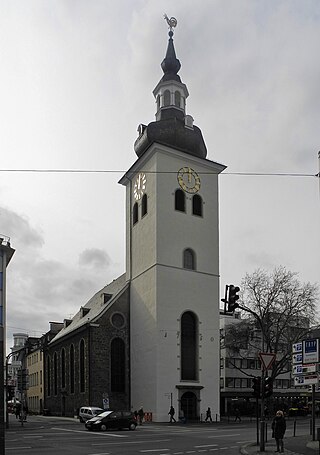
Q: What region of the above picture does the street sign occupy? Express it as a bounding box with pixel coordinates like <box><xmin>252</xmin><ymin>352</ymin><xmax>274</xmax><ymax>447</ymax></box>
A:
<box><xmin>259</xmin><ymin>352</ymin><xmax>276</xmax><ymax>370</ymax></box>
<box><xmin>292</xmin><ymin>342</ymin><xmax>302</xmax><ymax>353</ymax></box>
<box><xmin>292</xmin><ymin>353</ymin><xmax>303</xmax><ymax>364</ymax></box>
<box><xmin>294</xmin><ymin>374</ymin><xmax>318</xmax><ymax>386</ymax></box>
<box><xmin>293</xmin><ymin>364</ymin><xmax>317</xmax><ymax>375</ymax></box>
<box><xmin>303</xmin><ymin>339</ymin><xmax>319</xmax><ymax>364</ymax></box>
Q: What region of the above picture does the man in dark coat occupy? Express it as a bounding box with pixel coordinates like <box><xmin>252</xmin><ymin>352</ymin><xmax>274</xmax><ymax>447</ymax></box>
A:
<box><xmin>168</xmin><ymin>406</ymin><xmax>176</xmax><ymax>423</ymax></box>
<box><xmin>272</xmin><ymin>410</ymin><xmax>286</xmax><ymax>453</ymax></box>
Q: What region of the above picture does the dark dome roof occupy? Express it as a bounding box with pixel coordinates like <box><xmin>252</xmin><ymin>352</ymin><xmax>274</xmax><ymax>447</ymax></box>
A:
<box><xmin>134</xmin><ymin>115</ymin><xmax>207</xmax><ymax>159</ymax></box>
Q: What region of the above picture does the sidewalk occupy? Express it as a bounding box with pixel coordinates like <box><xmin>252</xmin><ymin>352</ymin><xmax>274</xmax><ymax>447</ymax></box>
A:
<box><xmin>241</xmin><ymin>434</ymin><xmax>319</xmax><ymax>455</ymax></box>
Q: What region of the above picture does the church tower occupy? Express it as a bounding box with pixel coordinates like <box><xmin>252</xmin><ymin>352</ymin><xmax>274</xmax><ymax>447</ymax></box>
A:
<box><xmin>120</xmin><ymin>18</ymin><xmax>225</xmax><ymax>422</ymax></box>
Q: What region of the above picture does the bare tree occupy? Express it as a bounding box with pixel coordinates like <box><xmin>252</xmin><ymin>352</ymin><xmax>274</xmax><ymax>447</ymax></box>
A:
<box><xmin>223</xmin><ymin>266</ymin><xmax>319</xmax><ymax>379</ymax></box>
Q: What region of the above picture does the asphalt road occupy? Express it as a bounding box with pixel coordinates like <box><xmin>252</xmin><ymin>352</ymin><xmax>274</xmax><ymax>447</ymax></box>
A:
<box><xmin>5</xmin><ymin>415</ymin><xmax>311</xmax><ymax>455</ymax></box>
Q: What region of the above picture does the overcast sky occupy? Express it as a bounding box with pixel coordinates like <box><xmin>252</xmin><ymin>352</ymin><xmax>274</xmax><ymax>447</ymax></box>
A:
<box><xmin>1</xmin><ymin>0</ymin><xmax>319</xmax><ymax>352</ymax></box>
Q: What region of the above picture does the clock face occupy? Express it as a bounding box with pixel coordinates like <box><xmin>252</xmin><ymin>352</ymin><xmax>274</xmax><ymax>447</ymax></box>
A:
<box><xmin>177</xmin><ymin>167</ymin><xmax>201</xmax><ymax>193</ymax></box>
<box><xmin>133</xmin><ymin>172</ymin><xmax>147</xmax><ymax>200</ymax></box>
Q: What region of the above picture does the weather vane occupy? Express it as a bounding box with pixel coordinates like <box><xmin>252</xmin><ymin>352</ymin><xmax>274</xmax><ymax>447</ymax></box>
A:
<box><xmin>164</xmin><ymin>14</ymin><xmax>177</xmax><ymax>31</ymax></box>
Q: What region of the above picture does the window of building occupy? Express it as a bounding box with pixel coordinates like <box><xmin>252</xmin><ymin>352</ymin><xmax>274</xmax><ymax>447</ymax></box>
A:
<box><xmin>53</xmin><ymin>352</ymin><xmax>58</xmax><ymax>396</ymax></box>
<box><xmin>61</xmin><ymin>348</ymin><xmax>66</xmax><ymax>389</ymax></box>
<box><xmin>157</xmin><ymin>94</ymin><xmax>160</xmax><ymax>110</ymax></box>
<box><xmin>181</xmin><ymin>311</ymin><xmax>198</xmax><ymax>380</ymax></box>
<box><xmin>111</xmin><ymin>338</ymin><xmax>125</xmax><ymax>392</ymax></box>
<box><xmin>174</xmin><ymin>90</ymin><xmax>181</xmax><ymax>107</ymax></box>
<box><xmin>133</xmin><ymin>202</ymin><xmax>138</xmax><ymax>225</ymax></box>
<box><xmin>80</xmin><ymin>339</ymin><xmax>85</xmax><ymax>393</ymax></box>
<box><xmin>141</xmin><ymin>194</ymin><xmax>147</xmax><ymax>217</ymax></box>
<box><xmin>183</xmin><ymin>248</ymin><xmax>196</xmax><ymax>270</ymax></box>
<box><xmin>164</xmin><ymin>89</ymin><xmax>170</xmax><ymax>106</ymax></box>
<box><xmin>192</xmin><ymin>194</ymin><xmax>203</xmax><ymax>217</ymax></box>
<box><xmin>70</xmin><ymin>345</ymin><xmax>75</xmax><ymax>394</ymax></box>
<box><xmin>175</xmin><ymin>189</ymin><xmax>185</xmax><ymax>212</ymax></box>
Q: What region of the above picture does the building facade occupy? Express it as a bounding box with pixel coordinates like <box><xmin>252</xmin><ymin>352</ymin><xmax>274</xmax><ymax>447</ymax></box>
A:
<box><xmin>43</xmin><ymin>24</ymin><xmax>223</xmax><ymax>421</ymax></box>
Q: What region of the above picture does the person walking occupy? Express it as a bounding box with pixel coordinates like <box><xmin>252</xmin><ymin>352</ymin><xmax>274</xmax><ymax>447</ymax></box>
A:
<box><xmin>205</xmin><ymin>407</ymin><xmax>213</xmax><ymax>422</ymax></box>
<box><xmin>138</xmin><ymin>407</ymin><xmax>144</xmax><ymax>425</ymax></box>
<box><xmin>168</xmin><ymin>406</ymin><xmax>176</xmax><ymax>423</ymax></box>
<box><xmin>272</xmin><ymin>410</ymin><xmax>286</xmax><ymax>453</ymax></box>
<box><xmin>234</xmin><ymin>407</ymin><xmax>241</xmax><ymax>422</ymax></box>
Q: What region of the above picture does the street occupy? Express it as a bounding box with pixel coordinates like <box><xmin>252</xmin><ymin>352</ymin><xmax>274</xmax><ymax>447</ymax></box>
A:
<box><xmin>5</xmin><ymin>415</ymin><xmax>311</xmax><ymax>454</ymax></box>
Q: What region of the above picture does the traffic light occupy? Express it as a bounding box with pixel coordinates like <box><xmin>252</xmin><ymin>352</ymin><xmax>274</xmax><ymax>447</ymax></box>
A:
<box><xmin>252</xmin><ymin>377</ymin><xmax>261</xmax><ymax>398</ymax></box>
<box><xmin>264</xmin><ymin>376</ymin><xmax>273</xmax><ymax>398</ymax></box>
<box><xmin>228</xmin><ymin>285</ymin><xmax>240</xmax><ymax>312</ymax></box>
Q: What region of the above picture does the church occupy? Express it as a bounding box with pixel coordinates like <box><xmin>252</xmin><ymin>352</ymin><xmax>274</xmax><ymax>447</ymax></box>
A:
<box><xmin>44</xmin><ymin>19</ymin><xmax>225</xmax><ymax>422</ymax></box>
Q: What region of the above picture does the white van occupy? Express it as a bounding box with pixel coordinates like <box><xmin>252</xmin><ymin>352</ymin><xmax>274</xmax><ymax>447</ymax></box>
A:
<box><xmin>79</xmin><ymin>406</ymin><xmax>104</xmax><ymax>423</ymax></box>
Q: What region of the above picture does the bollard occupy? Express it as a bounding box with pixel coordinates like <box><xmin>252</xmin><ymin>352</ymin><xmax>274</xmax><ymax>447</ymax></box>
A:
<box><xmin>293</xmin><ymin>419</ymin><xmax>296</xmax><ymax>437</ymax></box>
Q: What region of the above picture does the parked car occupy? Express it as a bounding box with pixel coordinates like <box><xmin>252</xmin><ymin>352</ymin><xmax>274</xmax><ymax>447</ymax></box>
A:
<box><xmin>85</xmin><ymin>410</ymin><xmax>137</xmax><ymax>431</ymax></box>
<box><xmin>79</xmin><ymin>406</ymin><xmax>104</xmax><ymax>423</ymax></box>
<box><xmin>288</xmin><ymin>406</ymin><xmax>309</xmax><ymax>416</ymax></box>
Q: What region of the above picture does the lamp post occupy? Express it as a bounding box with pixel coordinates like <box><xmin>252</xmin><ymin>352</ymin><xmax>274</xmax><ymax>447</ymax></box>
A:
<box><xmin>0</xmin><ymin>235</ymin><xmax>15</xmax><ymax>452</ymax></box>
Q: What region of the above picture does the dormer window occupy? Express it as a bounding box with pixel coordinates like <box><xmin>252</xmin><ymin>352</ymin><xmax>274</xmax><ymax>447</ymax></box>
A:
<box><xmin>80</xmin><ymin>307</ymin><xmax>90</xmax><ymax>318</ymax></box>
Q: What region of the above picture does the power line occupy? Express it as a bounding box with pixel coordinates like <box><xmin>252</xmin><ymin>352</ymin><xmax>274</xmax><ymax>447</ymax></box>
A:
<box><xmin>0</xmin><ymin>169</ymin><xmax>317</xmax><ymax>177</ymax></box>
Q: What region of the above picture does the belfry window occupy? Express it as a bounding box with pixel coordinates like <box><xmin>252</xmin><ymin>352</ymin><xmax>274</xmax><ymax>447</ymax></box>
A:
<box><xmin>133</xmin><ymin>202</ymin><xmax>138</xmax><ymax>225</ymax></box>
<box><xmin>157</xmin><ymin>94</ymin><xmax>160</xmax><ymax>111</ymax></box>
<box><xmin>181</xmin><ymin>311</ymin><xmax>198</xmax><ymax>380</ymax></box>
<box><xmin>142</xmin><ymin>194</ymin><xmax>147</xmax><ymax>217</ymax></box>
<box><xmin>192</xmin><ymin>194</ymin><xmax>203</xmax><ymax>217</ymax></box>
<box><xmin>164</xmin><ymin>89</ymin><xmax>170</xmax><ymax>106</ymax></box>
<box><xmin>183</xmin><ymin>248</ymin><xmax>196</xmax><ymax>270</ymax></box>
<box><xmin>175</xmin><ymin>189</ymin><xmax>185</xmax><ymax>212</ymax></box>
<box><xmin>174</xmin><ymin>90</ymin><xmax>181</xmax><ymax>107</ymax></box>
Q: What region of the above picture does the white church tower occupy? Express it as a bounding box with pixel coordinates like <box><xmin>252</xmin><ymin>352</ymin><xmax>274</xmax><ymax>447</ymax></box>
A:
<box><xmin>120</xmin><ymin>18</ymin><xmax>225</xmax><ymax>422</ymax></box>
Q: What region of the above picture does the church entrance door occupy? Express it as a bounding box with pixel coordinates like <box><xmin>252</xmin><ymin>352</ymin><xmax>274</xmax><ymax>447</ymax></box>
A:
<box><xmin>181</xmin><ymin>391</ymin><xmax>197</xmax><ymax>420</ymax></box>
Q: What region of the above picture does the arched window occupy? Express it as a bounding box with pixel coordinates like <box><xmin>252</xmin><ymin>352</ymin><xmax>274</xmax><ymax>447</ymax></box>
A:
<box><xmin>47</xmin><ymin>356</ymin><xmax>51</xmax><ymax>396</ymax></box>
<box><xmin>53</xmin><ymin>352</ymin><xmax>58</xmax><ymax>395</ymax></box>
<box><xmin>70</xmin><ymin>344</ymin><xmax>75</xmax><ymax>394</ymax></box>
<box><xmin>133</xmin><ymin>202</ymin><xmax>138</xmax><ymax>225</ymax></box>
<box><xmin>61</xmin><ymin>348</ymin><xmax>66</xmax><ymax>389</ymax></box>
<box><xmin>175</xmin><ymin>189</ymin><xmax>185</xmax><ymax>212</ymax></box>
<box><xmin>174</xmin><ymin>90</ymin><xmax>181</xmax><ymax>107</ymax></box>
<box><xmin>192</xmin><ymin>194</ymin><xmax>203</xmax><ymax>217</ymax></box>
<box><xmin>181</xmin><ymin>311</ymin><xmax>198</xmax><ymax>380</ymax></box>
<box><xmin>79</xmin><ymin>339</ymin><xmax>85</xmax><ymax>393</ymax></box>
<box><xmin>141</xmin><ymin>194</ymin><xmax>147</xmax><ymax>217</ymax></box>
<box><xmin>111</xmin><ymin>338</ymin><xmax>125</xmax><ymax>392</ymax></box>
<box><xmin>183</xmin><ymin>248</ymin><xmax>196</xmax><ymax>270</ymax></box>
<box><xmin>164</xmin><ymin>90</ymin><xmax>170</xmax><ymax>106</ymax></box>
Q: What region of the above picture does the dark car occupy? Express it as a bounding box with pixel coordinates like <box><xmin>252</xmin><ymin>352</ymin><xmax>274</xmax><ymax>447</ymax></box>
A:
<box><xmin>85</xmin><ymin>410</ymin><xmax>137</xmax><ymax>431</ymax></box>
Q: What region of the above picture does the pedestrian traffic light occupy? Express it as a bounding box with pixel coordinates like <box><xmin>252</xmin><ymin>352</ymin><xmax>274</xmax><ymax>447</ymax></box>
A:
<box><xmin>264</xmin><ymin>376</ymin><xmax>273</xmax><ymax>398</ymax></box>
<box><xmin>228</xmin><ymin>285</ymin><xmax>240</xmax><ymax>312</ymax></box>
<box><xmin>252</xmin><ymin>377</ymin><xmax>261</xmax><ymax>398</ymax></box>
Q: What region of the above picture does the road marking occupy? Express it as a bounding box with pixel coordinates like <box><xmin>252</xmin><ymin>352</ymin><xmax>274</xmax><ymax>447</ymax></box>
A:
<box><xmin>6</xmin><ymin>447</ymin><xmax>32</xmax><ymax>451</ymax></box>
<box><xmin>93</xmin><ymin>439</ymin><xmax>171</xmax><ymax>446</ymax></box>
<box><xmin>88</xmin><ymin>453</ymin><xmax>110</xmax><ymax>455</ymax></box>
<box><xmin>52</xmin><ymin>427</ymin><xmax>127</xmax><ymax>437</ymax></box>
<box><xmin>194</xmin><ymin>445</ymin><xmax>218</xmax><ymax>448</ymax></box>
<box><xmin>140</xmin><ymin>450</ymin><xmax>169</xmax><ymax>453</ymax></box>
<box><xmin>208</xmin><ymin>433</ymin><xmax>240</xmax><ymax>438</ymax></box>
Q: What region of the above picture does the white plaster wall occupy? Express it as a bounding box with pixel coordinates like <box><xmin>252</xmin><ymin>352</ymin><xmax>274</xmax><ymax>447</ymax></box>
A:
<box><xmin>125</xmin><ymin>143</ymin><xmax>223</xmax><ymax>421</ymax></box>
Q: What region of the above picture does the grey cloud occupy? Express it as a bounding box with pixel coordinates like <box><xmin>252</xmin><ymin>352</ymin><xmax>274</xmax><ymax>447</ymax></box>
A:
<box><xmin>79</xmin><ymin>248</ymin><xmax>111</xmax><ymax>269</ymax></box>
<box><xmin>0</xmin><ymin>207</ymin><xmax>44</xmax><ymax>249</ymax></box>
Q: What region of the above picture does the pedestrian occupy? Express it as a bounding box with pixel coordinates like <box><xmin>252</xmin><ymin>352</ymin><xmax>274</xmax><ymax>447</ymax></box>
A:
<box><xmin>138</xmin><ymin>407</ymin><xmax>144</xmax><ymax>425</ymax></box>
<box><xmin>168</xmin><ymin>406</ymin><xmax>176</xmax><ymax>423</ymax></box>
<box><xmin>234</xmin><ymin>407</ymin><xmax>241</xmax><ymax>422</ymax></box>
<box><xmin>15</xmin><ymin>402</ymin><xmax>21</xmax><ymax>420</ymax></box>
<box><xmin>205</xmin><ymin>407</ymin><xmax>213</xmax><ymax>422</ymax></box>
<box><xmin>272</xmin><ymin>410</ymin><xmax>286</xmax><ymax>453</ymax></box>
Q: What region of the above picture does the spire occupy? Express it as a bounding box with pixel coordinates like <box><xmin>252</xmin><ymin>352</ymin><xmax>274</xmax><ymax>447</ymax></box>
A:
<box><xmin>161</xmin><ymin>30</ymin><xmax>181</xmax><ymax>83</ymax></box>
<box><xmin>133</xmin><ymin>16</ymin><xmax>207</xmax><ymax>160</ymax></box>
